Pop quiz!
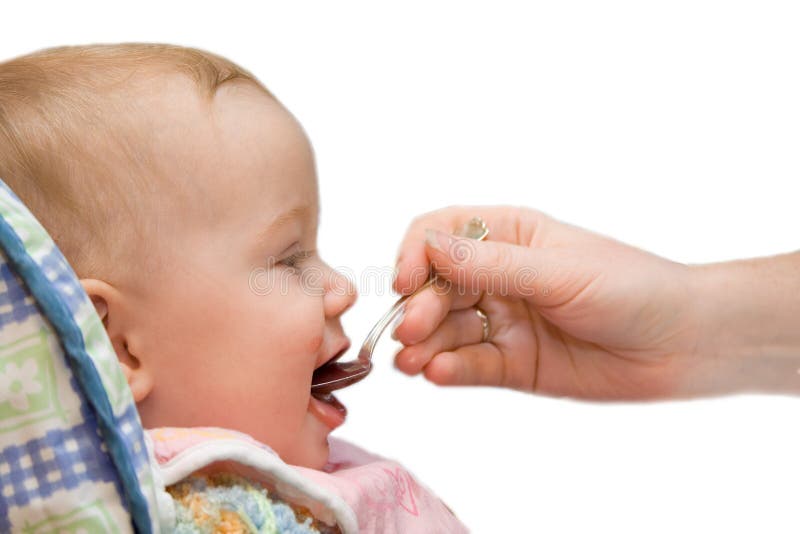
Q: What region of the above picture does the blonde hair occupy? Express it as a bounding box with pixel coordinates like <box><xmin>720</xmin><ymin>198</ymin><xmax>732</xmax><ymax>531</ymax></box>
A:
<box><xmin>0</xmin><ymin>43</ymin><xmax>270</xmax><ymax>283</ymax></box>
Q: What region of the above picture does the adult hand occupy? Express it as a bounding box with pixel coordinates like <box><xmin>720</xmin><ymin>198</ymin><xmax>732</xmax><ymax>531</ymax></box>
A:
<box><xmin>391</xmin><ymin>205</ymin><xmax>800</xmax><ymax>400</ymax></box>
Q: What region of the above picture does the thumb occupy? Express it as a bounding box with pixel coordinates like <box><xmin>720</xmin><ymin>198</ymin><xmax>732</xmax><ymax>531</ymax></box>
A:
<box><xmin>423</xmin><ymin>228</ymin><xmax>569</xmax><ymax>305</ymax></box>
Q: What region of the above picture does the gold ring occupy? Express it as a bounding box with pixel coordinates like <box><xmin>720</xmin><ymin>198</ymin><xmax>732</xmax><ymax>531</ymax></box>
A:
<box><xmin>475</xmin><ymin>307</ymin><xmax>490</xmax><ymax>343</ymax></box>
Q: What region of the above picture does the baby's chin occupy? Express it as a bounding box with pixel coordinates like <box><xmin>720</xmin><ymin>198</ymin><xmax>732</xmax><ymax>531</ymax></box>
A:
<box><xmin>281</xmin><ymin>434</ymin><xmax>331</xmax><ymax>469</ymax></box>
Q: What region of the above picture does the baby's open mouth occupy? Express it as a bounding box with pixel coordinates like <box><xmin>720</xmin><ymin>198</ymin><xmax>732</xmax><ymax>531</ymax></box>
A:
<box><xmin>309</xmin><ymin>345</ymin><xmax>351</xmax><ymax>430</ymax></box>
<box><xmin>310</xmin><ymin>341</ymin><xmax>371</xmax><ymax>396</ymax></box>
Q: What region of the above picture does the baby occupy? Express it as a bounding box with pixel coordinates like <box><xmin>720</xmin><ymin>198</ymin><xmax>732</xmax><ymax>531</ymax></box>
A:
<box><xmin>0</xmin><ymin>44</ymin><xmax>465</xmax><ymax>531</ymax></box>
<box><xmin>0</xmin><ymin>43</ymin><xmax>354</xmax><ymax>470</ymax></box>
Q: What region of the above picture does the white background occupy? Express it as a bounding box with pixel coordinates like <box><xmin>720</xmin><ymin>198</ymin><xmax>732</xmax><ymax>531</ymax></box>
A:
<box><xmin>5</xmin><ymin>2</ymin><xmax>800</xmax><ymax>532</ymax></box>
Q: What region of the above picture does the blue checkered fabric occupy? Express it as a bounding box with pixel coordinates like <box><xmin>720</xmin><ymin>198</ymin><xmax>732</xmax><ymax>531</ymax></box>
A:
<box><xmin>1</xmin><ymin>404</ymin><xmax>117</xmax><ymax>510</ymax></box>
<box><xmin>0</xmin><ymin>403</ymin><xmax>149</xmax><ymax>514</ymax></box>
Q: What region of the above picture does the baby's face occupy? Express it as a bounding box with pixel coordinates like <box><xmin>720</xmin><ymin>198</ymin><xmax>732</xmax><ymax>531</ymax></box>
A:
<box><xmin>97</xmin><ymin>78</ymin><xmax>356</xmax><ymax>469</ymax></box>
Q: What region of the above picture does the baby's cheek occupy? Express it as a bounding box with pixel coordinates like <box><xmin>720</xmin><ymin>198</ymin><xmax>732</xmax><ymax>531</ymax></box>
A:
<box><xmin>304</xmin><ymin>331</ymin><xmax>323</xmax><ymax>356</ymax></box>
<box><xmin>275</xmin><ymin>290</ymin><xmax>324</xmax><ymax>352</ymax></box>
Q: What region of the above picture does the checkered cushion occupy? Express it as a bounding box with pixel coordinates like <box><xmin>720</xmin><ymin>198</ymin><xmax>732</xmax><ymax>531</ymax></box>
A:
<box><xmin>0</xmin><ymin>179</ymin><xmax>158</xmax><ymax>533</ymax></box>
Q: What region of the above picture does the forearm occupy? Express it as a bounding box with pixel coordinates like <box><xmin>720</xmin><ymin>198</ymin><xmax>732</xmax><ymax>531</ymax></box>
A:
<box><xmin>688</xmin><ymin>250</ymin><xmax>800</xmax><ymax>395</ymax></box>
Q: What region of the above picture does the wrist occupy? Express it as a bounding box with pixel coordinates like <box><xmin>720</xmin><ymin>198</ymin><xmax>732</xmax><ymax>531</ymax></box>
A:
<box><xmin>686</xmin><ymin>251</ymin><xmax>800</xmax><ymax>396</ymax></box>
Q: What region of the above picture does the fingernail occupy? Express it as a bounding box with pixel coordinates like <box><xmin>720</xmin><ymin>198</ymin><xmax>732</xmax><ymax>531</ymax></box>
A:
<box><xmin>424</xmin><ymin>228</ymin><xmax>451</xmax><ymax>253</ymax></box>
<box><xmin>390</xmin><ymin>309</ymin><xmax>406</xmax><ymax>341</ymax></box>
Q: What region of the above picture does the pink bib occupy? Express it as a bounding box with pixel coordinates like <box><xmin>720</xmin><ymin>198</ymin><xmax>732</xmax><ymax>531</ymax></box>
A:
<box><xmin>147</xmin><ymin>427</ymin><xmax>468</xmax><ymax>534</ymax></box>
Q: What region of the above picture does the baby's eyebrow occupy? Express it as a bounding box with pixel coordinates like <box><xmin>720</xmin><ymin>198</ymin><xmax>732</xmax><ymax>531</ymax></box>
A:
<box><xmin>256</xmin><ymin>204</ymin><xmax>316</xmax><ymax>242</ymax></box>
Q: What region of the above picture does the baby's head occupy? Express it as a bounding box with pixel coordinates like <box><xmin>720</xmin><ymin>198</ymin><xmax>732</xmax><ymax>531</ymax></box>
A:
<box><xmin>0</xmin><ymin>44</ymin><xmax>357</xmax><ymax>469</ymax></box>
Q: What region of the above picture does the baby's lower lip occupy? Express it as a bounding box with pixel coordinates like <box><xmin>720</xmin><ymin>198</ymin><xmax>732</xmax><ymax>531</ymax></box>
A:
<box><xmin>309</xmin><ymin>392</ymin><xmax>347</xmax><ymax>430</ymax></box>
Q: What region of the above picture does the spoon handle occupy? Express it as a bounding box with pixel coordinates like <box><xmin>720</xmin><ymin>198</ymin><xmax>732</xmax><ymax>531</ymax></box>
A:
<box><xmin>363</xmin><ymin>216</ymin><xmax>490</xmax><ymax>357</ymax></box>
<box><xmin>359</xmin><ymin>278</ymin><xmax>435</xmax><ymax>361</ymax></box>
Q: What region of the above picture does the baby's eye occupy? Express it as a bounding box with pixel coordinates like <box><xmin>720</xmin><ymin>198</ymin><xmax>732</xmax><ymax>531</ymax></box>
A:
<box><xmin>279</xmin><ymin>249</ymin><xmax>315</xmax><ymax>270</ymax></box>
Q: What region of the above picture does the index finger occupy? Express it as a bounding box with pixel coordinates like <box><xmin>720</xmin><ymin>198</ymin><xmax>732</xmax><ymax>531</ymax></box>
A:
<box><xmin>391</xmin><ymin>204</ymin><xmax>540</xmax><ymax>295</ymax></box>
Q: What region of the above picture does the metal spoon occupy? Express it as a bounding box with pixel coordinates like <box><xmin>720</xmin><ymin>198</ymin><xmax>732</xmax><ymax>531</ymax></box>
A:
<box><xmin>311</xmin><ymin>216</ymin><xmax>490</xmax><ymax>396</ymax></box>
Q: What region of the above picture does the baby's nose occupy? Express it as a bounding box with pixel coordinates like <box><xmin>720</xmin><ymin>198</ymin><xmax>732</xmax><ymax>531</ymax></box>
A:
<box><xmin>324</xmin><ymin>269</ymin><xmax>357</xmax><ymax>317</ymax></box>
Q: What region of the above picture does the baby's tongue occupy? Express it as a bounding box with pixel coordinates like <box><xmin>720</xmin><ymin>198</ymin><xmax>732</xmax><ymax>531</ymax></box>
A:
<box><xmin>309</xmin><ymin>392</ymin><xmax>347</xmax><ymax>431</ymax></box>
<box><xmin>311</xmin><ymin>392</ymin><xmax>346</xmax><ymax>415</ymax></box>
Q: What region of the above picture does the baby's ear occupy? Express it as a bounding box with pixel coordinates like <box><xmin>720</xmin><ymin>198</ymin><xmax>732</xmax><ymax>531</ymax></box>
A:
<box><xmin>79</xmin><ymin>278</ymin><xmax>154</xmax><ymax>403</ymax></box>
